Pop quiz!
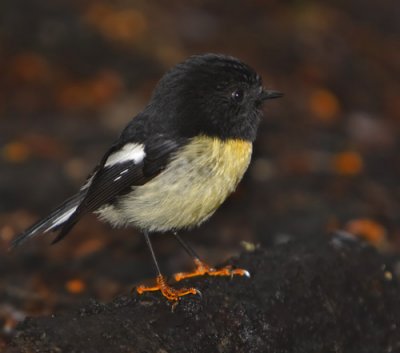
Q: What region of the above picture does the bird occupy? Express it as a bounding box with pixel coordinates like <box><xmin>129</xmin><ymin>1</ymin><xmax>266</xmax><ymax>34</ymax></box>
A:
<box><xmin>10</xmin><ymin>53</ymin><xmax>283</xmax><ymax>301</ymax></box>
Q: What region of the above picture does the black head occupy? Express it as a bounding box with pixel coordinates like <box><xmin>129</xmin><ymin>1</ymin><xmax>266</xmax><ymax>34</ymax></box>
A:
<box><xmin>148</xmin><ymin>54</ymin><xmax>282</xmax><ymax>142</ymax></box>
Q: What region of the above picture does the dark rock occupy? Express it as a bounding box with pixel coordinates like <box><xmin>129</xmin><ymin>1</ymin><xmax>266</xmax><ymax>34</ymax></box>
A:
<box><xmin>8</xmin><ymin>237</ymin><xmax>400</xmax><ymax>353</ymax></box>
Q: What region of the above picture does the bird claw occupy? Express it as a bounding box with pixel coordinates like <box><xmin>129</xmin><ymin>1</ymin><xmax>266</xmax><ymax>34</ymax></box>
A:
<box><xmin>136</xmin><ymin>275</ymin><xmax>199</xmax><ymax>302</ymax></box>
<box><xmin>174</xmin><ymin>258</ymin><xmax>251</xmax><ymax>281</ymax></box>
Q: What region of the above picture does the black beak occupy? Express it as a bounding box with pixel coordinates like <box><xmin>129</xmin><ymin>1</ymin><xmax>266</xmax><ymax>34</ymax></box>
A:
<box><xmin>260</xmin><ymin>89</ymin><xmax>284</xmax><ymax>101</ymax></box>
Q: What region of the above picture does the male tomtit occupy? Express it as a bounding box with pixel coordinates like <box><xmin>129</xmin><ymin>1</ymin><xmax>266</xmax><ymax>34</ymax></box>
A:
<box><xmin>11</xmin><ymin>54</ymin><xmax>283</xmax><ymax>301</ymax></box>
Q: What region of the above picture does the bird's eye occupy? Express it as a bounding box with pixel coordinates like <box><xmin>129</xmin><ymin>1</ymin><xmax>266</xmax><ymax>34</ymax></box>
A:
<box><xmin>231</xmin><ymin>89</ymin><xmax>244</xmax><ymax>103</ymax></box>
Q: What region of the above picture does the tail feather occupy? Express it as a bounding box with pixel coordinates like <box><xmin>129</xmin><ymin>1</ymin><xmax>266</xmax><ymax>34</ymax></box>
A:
<box><xmin>50</xmin><ymin>217</ymin><xmax>80</xmax><ymax>245</ymax></box>
<box><xmin>10</xmin><ymin>192</ymin><xmax>85</xmax><ymax>249</ymax></box>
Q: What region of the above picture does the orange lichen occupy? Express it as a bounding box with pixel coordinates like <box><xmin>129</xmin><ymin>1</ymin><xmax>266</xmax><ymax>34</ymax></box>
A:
<box><xmin>0</xmin><ymin>225</ymin><xmax>15</xmax><ymax>241</ymax></box>
<box><xmin>65</xmin><ymin>279</ymin><xmax>86</xmax><ymax>294</ymax></box>
<box><xmin>2</xmin><ymin>142</ymin><xmax>31</xmax><ymax>163</ymax></box>
<box><xmin>57</xmin><ymin>71</ymin><xmax>122</xmax><ymax>109</ymax></box>
<box><xmin>88</xmin><ymin>71</ymin><xmax>123</xmax><ymax>105</ymax></box>
<box><xmin>10</xmin><ymin>52</ymin><xmax>50</xmax><ymax>82</ymax></box>
<box><xmin>74</xmin><ymin>238</ymin><xmax>105</xmax><ymax>257</ymax></box>
<box><xmin>24</xmin><ymin>134</ymin><xmax>66</xmax><ymax>160</ymax></box>
<box><xmin>309</xmin><ymin>88</ymin><xmax>340</xmax><ymax>123</ymax></box>
<box><xmin>345</xmin><ymin>218</ymin><xmax>386</xmax><ymax>246</ymax></box>
<box><xmin>84</xmin><ymin>4</ymin><xmax>147</xmax><ymax>43</ymax></box>
<box><xmin>332</xmin><ymin>151</ymin><xmax>363</xmax><ymax>175</ymax></box>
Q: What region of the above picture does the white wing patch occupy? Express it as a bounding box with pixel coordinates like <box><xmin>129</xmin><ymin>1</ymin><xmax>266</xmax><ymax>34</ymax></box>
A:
<box><xmin>105</xmin><ymin>143</ymin><xmax>146</xmax><ymax>167</ymax></box>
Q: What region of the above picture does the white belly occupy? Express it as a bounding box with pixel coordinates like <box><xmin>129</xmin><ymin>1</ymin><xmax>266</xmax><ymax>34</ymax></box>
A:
<box><xmin>96</xmin><ymin>136</ymin><xmax>252</xmax><ymax>232</ymax></box>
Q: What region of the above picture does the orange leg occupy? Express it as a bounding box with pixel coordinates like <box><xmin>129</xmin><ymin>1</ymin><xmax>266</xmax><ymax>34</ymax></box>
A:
<box><xmin>136</xmin><ymin>275</ymin><xmax>199</xmax><ymax>302</ymax></box>
<box><xmin>174</xmin><ymin>258</ymin><xmax>250</xmax><ymax>282</ymax></box>
<box><xmin>136</xmin><ymin>231</ymin><xmax>200</xmax><ymax>302</ymax></box>
<box><xmin>172</xmin><ymin>233</ymin><xmax>250</xmax><ymax>282</ymax></box>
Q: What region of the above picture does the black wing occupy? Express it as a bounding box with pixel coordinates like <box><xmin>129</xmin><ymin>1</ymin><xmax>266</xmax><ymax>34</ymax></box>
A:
<box><xmin>52</xmin><ymin>136</ymin><xmax>184</xmax><ymax>243</ymax></box>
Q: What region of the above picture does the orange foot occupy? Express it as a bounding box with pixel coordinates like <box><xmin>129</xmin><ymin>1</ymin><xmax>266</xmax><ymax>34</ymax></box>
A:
<box><xmin>174</xmin><ymin>258</ymin><xmax>251</xmax><ymax>282</ymax></box>
<box><xmin>136</xmin><ymin>275</ymin><xmax>200</xmax><ymax>301</ymax></box>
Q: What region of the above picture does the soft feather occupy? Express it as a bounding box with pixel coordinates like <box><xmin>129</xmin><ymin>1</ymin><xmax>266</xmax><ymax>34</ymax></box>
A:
<box><xmin>52</xmin><ymin>137</ymin><xmax>183</xmax><ymax>243</ymax></box>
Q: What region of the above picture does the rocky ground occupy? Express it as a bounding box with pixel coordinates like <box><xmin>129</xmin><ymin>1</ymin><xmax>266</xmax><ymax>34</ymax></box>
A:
<box><xmin>6</xmin><ymin>236</ymin><xmax>400</xmax><ymax>353</ymax></box>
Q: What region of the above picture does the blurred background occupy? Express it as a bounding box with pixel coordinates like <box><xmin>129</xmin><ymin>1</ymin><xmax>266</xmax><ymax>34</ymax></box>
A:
<box><xmin>0</xmin><ymin>0</ymin><xmax>399</xmax><ymax>346</ymax></box>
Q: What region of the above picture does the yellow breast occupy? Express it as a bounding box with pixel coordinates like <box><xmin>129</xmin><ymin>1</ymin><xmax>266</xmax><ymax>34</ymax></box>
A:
<box><xmin>119</xmin><ymin>136</ymin><xmax>252</xmax><ymax>232</ymax></box>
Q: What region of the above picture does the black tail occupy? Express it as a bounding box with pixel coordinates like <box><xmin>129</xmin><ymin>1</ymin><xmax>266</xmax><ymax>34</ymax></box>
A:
<box><xmin>10</xmin><ymin>192</ymin><xmax>85</xmax><ymax>249</ymax></box>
